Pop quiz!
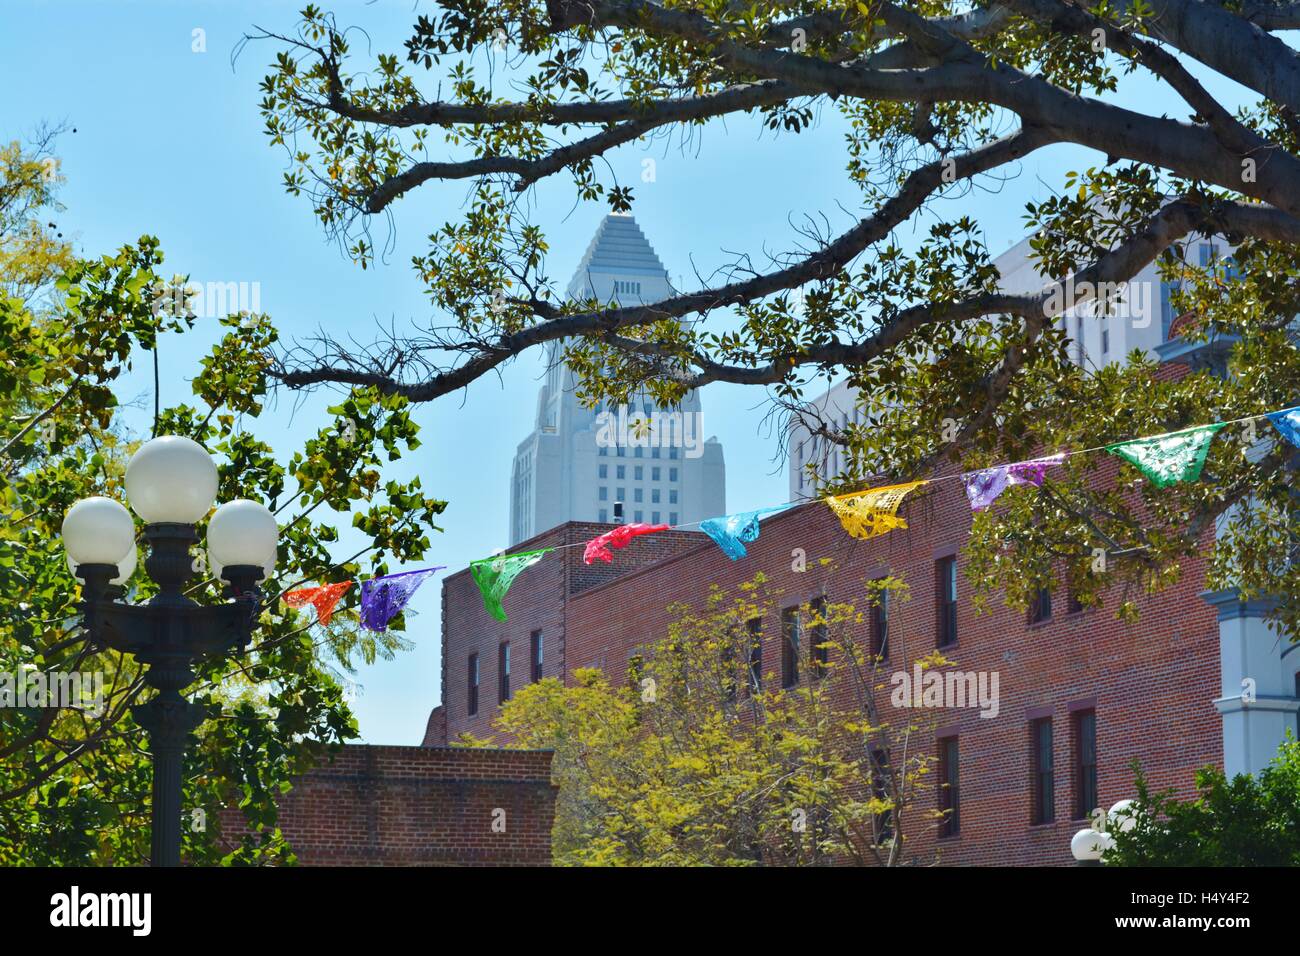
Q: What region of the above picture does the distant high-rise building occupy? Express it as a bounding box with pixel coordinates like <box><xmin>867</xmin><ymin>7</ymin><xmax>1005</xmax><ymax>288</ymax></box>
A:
<box><xmin>509</xmin><ymin>215</ymin><xmax>726</xmax><ymax>545</ymax></box>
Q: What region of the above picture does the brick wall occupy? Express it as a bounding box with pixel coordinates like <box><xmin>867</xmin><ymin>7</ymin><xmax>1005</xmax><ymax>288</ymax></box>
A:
<box><xmin>440</xmin><ymin>473</ymin><xmax>1224</xmax><ymax>866</ymax></box>
<box><xmin>422</xmin><ymin>706</ymin><xmax>446</xmax><ymax>747</ymax></box>
<box><xmin>437</xmin><ymin>521</ymin><xmax>708</xmax><ymax>742</ymax></box>
<box><xmin>221</xmin><ymin>744</ymin><xmax>556</xmax><ymax>866</ymax></box>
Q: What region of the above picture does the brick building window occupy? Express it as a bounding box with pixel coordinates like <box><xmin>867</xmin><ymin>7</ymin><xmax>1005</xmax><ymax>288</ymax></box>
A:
<box><xmin>936</xmin><ymin>556</ymin><xmax>958</xmax><ymax>648</ymax></box>
<box><xmin>809</xmin><ymin>597</ymin><xmax>829</xmax><ymax>680</ymax></box>
<box><xmin>530</xmin><ymin>630</ymin><xmax>544</xmax><ymax>683</ymax></box>
<box><xmin>747</xmin><ymin>617</ymin><xmax>762</xmax><ymax>692</ymax></box>
<box><xmin>1075</xmin><ymin>709</ymin><xmax>1097</xmax><ymax>819</ymax></box>
<box><xmin>871</xmin><ymin>586</ymin><xmax>889</xmax><ymax>659</ymax></box>
<box><xmin>781</xmin><ymin>607</ymin><xmax>800</xmax><ymax>688</ymax></box>
<box><xmin>1032</xmin><ymin>717</ymin><xmax>1055</xmax><ymax>824</ymax></box>
<box><xmin>871</xmin><ymin>749</ymin><xmax>893</xmax><ymax>843</ymax></box>
<box><xmin>467</xmin><ymin>653</ymin><xmax>479</xmax><ymax>716</ymax></box>
<box><xmin>1030</xmin><ymin>586</ymin><xmax>1052</xmax><ymax>624</ymax></box>
<box><xmin>498</xmin><ymin>641</ymin><xmax>511</xmax><ymax>705</ymax></box>
<box><xmin>1066</xmin><ymin>587</ymin><xmax>1085</xmax><ymax>615</ymax></box>
<box><xmin>627</xmin><ymin>654</ymin><xmax>645</xmax><ymax>693</ymax></box>
<box><xmin>938</xmin><ymin>736</ymin><xmax>959</xmax><ymax>838</ymax></box>
<box><xmin>721</xmin><ymin>637</ymin><xmax>737</xmax><ymax>703</ymax></box>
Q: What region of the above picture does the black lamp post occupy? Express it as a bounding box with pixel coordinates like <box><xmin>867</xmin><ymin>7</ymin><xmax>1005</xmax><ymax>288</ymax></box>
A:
<box><xmin>63</xmin><ymin>436</ymin><xmax>277</xmax><ymax>867</ymax></box>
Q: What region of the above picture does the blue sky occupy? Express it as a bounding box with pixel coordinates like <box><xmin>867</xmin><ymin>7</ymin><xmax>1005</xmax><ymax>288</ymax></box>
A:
<box><xmin>2</xmin><ymin>0</ymin><xmax>1188</xmax><ymax>743</ymax></box>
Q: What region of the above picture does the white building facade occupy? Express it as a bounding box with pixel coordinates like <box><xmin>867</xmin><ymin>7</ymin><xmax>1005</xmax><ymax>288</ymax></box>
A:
<box><xmin>787</xmin><ymin>233</ymin><xmax>1235</xmax><ymax>498</ymax></box>
<box><xmin>509</xmin><ymin>215</ymin><xmax>726</xmax><ymax>545</ymax></box>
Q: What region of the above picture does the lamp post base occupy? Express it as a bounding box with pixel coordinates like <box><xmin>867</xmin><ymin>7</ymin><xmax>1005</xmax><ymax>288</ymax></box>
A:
<box><xmin>133</xmin><ymin>691</ymin><xmax>207</xmax><ymax>867</ymax></box>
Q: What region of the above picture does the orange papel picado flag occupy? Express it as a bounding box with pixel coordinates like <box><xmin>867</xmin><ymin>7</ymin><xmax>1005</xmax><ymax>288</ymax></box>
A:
<box><xmin>825</xmin><ymin>480</ymin><xmax>928</xmax><ymax>540</ymax></box>
<box><xmin>283</xmin><ymin>581</ymin><xmax>353</xmax><ymax>625</ymax></box>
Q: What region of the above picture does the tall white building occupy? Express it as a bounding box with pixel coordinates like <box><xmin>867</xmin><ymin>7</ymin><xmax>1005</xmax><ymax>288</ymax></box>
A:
<box><xmin>787</xmin><ymin>233</ymin><xmax>1235</xmax><ymax>498</ymax></box>
<box><xmin>509</xmin><ymin>215</ymin><xmax>726</xmax><ymax>545</ymax></box>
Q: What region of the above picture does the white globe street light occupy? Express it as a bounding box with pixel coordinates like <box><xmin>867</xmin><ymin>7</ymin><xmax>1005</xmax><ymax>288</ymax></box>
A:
<box><xmin>61</xmin><ymin>435</ymin><xmax>277</xmax><ymax>867</ymax></box>
<box><xmin>1108</xmin><ymin>799</ymin><xmax>1139</xmax><ymax>833</ymax></box>
<box><xmin>60</xmin><ymin>496</ymin><xmax>135</xmax><ymax>567</ymax></box>
<box><xmin>206</xmin><ymin>499</ymin><xmax>278</xmax><ymax>581</ymax></box>
<box><xmin>124</xmin><ymin>435</ymin><xmax>219</xmax><ymax>524</ymax></box>
<box><xmin>1070</xmin><ymin>827</ymin><xmax>1114</xmax><ymax>866</ymax></box>
<box><xmin>1069</xmin><ymin>795</ymin><xmax>1139</xmax><ymax>865</ymax></box>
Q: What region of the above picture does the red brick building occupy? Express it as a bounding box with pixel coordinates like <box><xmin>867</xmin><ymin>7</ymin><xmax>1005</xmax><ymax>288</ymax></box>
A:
<box><xmin>432</xmin><ymin>475</ymin><xmax>1238</xmax><ymax>865</ymax></box>
<box><xmin>220</xmin><ymin>744</ymin><xmax>556</xmax><ymax>865</ymax></box>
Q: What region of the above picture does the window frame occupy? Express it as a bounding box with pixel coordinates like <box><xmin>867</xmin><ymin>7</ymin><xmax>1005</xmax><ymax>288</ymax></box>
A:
<box><xmin>871</xmin><ymin>749</ymin><xmax>893</xmax><ymax>844</ymax></box>
<box><xmin>938</xmin><ymin>736</ymin><xmax>960</xmax><ymax>838</ymax></box>
<box><xmin>1032</xmin><ymin>717</ymin><xmax>1055</xmax><ymax>825</ymax></box>
<box><xmin>1030</xmin><ymin>585</ymin><xmax>1053</xmax><ymax>624</ymax></box>
<box><xmin>467</xmin><ymin>652</ymin><xmax>479</xmax><ymax>716</ymax></box>
<box><xmin>809</xmin><ymin>596</ymin><xmax>829</xmax><ymax>680</ymax></box>
<box><xmin>936</xmin><ymin>556</ymin><xmax>958</xmax><ymax>648</ymax></box>
<box><xmin>746</xmin><ymin>617</ymin><xmax>763</xmax><ymax>693</ymax></box>
<box><xmin>1074</xmin><ymin>709</ymin><xmax>1097</xmax><ymax>820</ymax></box>
<box><xmin>498</xmin><ymin>641</ymin><xmax>511</xmax><ymax>705</ymax></box>
<box><xmin>780</xmin><ymin>607</ymin><xmax>800</xmax><ymax>688</ymax></box>
<box><xmin>871</xmin><ymin>585</ymin><xmax>889</xmax><ymax>659</ymax></box>
<box><xmin>530</xmin><ymin>630</ymin><xmax>544</xmax><ymax>683</ymax></box>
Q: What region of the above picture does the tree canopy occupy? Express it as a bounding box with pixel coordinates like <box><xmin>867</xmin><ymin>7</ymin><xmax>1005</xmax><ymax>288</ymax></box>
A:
<box><xmin>254</xmin><ymin>1</ymin><xmax>1300</xmax><ymax>635</ymax></box>
<box><xmin>0</xmin><ymin>133</ymin><xmax>446</xmax><ymax>864</ymax></box>
<box><xmin>1107</xmin><ymin>738</ymin><xmax>1300</xmax><ymax>865</ymax></box>
<box><xmin>483</xmin><ymin>574</ymin><xmax>943</xmax><ymax>865</ymax></box>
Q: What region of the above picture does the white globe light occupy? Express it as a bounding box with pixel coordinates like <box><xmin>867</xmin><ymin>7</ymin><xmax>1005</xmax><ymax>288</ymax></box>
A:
<box><xmin>206</xmin><ymin>499</ymin><xmax>278</xmax><ymax>571</ymax></box>
<box><xmin>1108</xmin><ymin>798</ymin><xmax>1138</xmax><ymax>833</ymax></box>
<box><xmin>68</xmin><ymin>545</ymin><xmax>137</xmax><ymax>587</ymax></box>
<box><xmin>1070</xmin><ymin>827</ymin><xmax>1106</xmax><ymax>861</ymax></box>
<box><xmin>124</xmin><ymin>436</ymin><xmax>218</xmax><ymax>523</ymax></box>
<box><xmin>61</xmin><ymin>497</ymin><xmax>135</xmax><ymax>565</ymax></box>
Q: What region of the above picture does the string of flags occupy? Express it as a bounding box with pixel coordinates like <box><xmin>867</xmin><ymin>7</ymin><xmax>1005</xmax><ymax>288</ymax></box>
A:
<box><xmin>360</xmin><ymin>567</ymin><xmax>444</xmax><ymax>632</ymax></box>
<box><xmin>826</xmin><ymin>480</ymin><xmax>929</xmax><ymax>539</ymax></box>
<box><xmin>282</xmin><ymin>581</ymin><xmax>352</xmax><ymax>626</ymax></box>
<box><xmin>962</xmin><ymin>453</ymin><xmax>1064</xmax><ymax>511</ymax></box>
<box><xmin>279</xmin><ymin>404</ymin><xmax>1300</xmax><ymax>625</ymax></box>
<box><xmin>584</xmin><ymin>522</ymin><xmax>669</xmax><ymax>564</ymax></box>
<box><xmin>470</xmin><ymin>549</ymin><xmax>551</xmax><ymax>622</ymax></box>
<box><xmin>699</xmin><ymin>506</ymin><xmax>791</xmax><ymax>559</ymax></box>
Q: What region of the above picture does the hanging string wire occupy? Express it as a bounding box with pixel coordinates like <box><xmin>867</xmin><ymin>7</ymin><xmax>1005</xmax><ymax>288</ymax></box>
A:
<box><xmin>289</xmin><ymin>405</ymin><xmax>1300</xmax><ymax>587</ymax></box>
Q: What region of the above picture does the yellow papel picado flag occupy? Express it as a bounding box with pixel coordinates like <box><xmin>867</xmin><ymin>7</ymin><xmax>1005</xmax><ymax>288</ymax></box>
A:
<box><xmin>824</xmin><ymin>480</ymin><xmax>928</xmax><ymax>540</ymax></box>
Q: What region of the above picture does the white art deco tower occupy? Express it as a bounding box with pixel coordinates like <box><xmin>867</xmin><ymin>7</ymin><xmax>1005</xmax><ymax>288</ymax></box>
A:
<box><xmin>509</xmin><ymin>214</ymin><xmax>726</xmax><ymax>545</ymax></box>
